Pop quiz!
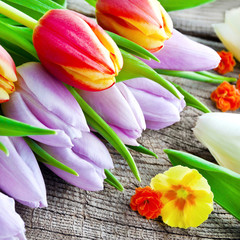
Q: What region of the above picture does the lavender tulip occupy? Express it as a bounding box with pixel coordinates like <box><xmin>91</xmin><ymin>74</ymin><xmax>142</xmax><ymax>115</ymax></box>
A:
<box><xmin>0</xmin><ymin>136</ymin><xmax>47</xmax><ymax>208</ymax></box>
<box><xmin>0</xmin><ymin>192</ymin><xmax>26</xmax><ymax>240</ymax></box>
<box><xmin>77</xmin><ymin>83</ymin><xmax>146</xmax><ymax>146</ymax></box>
<box><xmin>124</xmin><ymin>78</ymin><xmax>186</xmax><ymax>130</ymax></box>
<box><xmin>142</xmin><ymin>29</ymin><xmax>221</xmax><ymax>71</ymax></box>
<box><xmin>3</xmin><ymin>62</ymin><xmax>113</xmax><ymax>191</ymax></box>
<box><xmin>2</xmin><ymin>62</ymin><xmax>89</xmax><ymax>147</ymax></box>
<box><xmin>40</xmin><ymin>132</ymin><xmax>113</xmax><ymax>191</ymax></box>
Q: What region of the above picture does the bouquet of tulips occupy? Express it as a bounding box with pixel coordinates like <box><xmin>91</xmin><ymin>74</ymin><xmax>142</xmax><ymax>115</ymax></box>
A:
<box><xmin>0</xmin><ymin>0</ymin><xmax>240</xmax><ymax>237</ymax></box>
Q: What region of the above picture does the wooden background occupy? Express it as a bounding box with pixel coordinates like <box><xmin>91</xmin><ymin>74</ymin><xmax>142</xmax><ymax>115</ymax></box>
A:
<box><xmin>16</xmin><ymin>0</ymin><xmax>240</xmax><ymax>239</ymax></box>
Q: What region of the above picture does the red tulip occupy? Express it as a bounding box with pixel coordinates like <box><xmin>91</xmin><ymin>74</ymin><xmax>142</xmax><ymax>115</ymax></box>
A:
<box><xmin>96</xmin><ymin>0</ymin><xmax>173</xmax><ymax>52</ymax></box>
<box><xmin>0</xmin><ymin>45</ymin><xmax>17</xmax><ymax>103</ymax></box>
<box><xmin>33</xmin><ymin>9</ymin><xmax>123</xmax><ymax>91</ymax></box>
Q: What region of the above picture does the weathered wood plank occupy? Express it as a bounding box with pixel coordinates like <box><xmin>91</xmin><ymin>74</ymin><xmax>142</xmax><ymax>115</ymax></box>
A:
<box><xmin>15</xmin><ymin>0</ymin><xmax>240</xmax><ymax>239</ymax></box>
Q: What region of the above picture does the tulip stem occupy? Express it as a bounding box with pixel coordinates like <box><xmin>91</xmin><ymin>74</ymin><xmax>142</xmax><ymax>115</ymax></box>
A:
<box><xmin>0</xmin><ymin>1</ymin><xmax>37</xmax><ymax>29</ymax></box>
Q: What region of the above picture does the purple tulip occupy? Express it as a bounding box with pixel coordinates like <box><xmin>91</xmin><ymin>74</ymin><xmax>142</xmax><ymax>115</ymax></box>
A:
<box><xmin>3</xmin><ymin>62</ymin><xmax>113</xmax><ymax>191</ymax></box>
<box><xmin>40</xmin><ymin>132</ymin><xmax>113</xmax><ymax>191</ymax></box>
<box><xmin>142</xmin><ymin>29</ymin><xmax>221</xmax><ymax>71</ymax></box>
<box><xmin>0</xmin><ymin>136</ymin><xmax>47</xmax><ymax>208</ymax></box>
<box><xmin>0</xmin><ymin>192</ymin><xmax>26</xmax><ymax>240</ymax></box>
<box><xmin>2</xmin><ymin>62</ymin><xmax>89</xmax><ymax>147</ymax></box>
<box><xmin>77</xmin><ymin>83</ymin><xmax>146</xmax><ymax>146</ymax></box>
<box><xmin>124</xmin><ymin>78</ymin><xmax>186</xmax><ymax>130</ymax></box>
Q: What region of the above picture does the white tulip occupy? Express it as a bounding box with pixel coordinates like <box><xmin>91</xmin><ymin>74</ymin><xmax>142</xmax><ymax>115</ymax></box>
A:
<box><xmin>213</xmin><ymin>7</ymin><xmax>240</xmax><ymax>62</ymax></box>
<box><xmin>193</xmin><ymin>112</ymin><xmax>240</xmax><ymax>174</ymax></box>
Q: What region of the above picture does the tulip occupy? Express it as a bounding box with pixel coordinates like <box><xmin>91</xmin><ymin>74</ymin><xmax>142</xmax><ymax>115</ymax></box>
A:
<box><xmin>0</xmin><ymin>192</ymin><xmax>26</xmax><ymax>240</ymax></box>
<box><xmin>213</xmin><ymin>8</ymin><xmax>240</xmax><ymax>62</ymax></box>
<box><xmin>96</xmin><ymin>0</ymin><xmax>173</xmax><ymax>52</ymax></box>
<box><xmin>3</xmin><ymin>62</ymin><xmax>114</xmax><ymax>191</ymax></box>
<box><xmin>2</xmin><ymin>62</ymin><xmax>89</xmax><ymax>147</ymax></box>
<box><xmin>0</xmin><ymin>136</ymin><xmax>47</xmax><ymax>208</ymax></box>
<box><xmin>33</xmin><ymin>9</ymin><xmax>123</xmax><ymax>91</ymax></box>
<box><xmin>124</xmin><ymin>78</ymin><xmax>185</xmax><ymax>130</ymax></box>
<box><xmin>0</xmin><ymin>45</ymin><xmax>17</xmax><ymax>103</ymax></box>
<box><xmin>193</xmin><ymin>112</ymin><xmax>240</xmax><ymax>174</ymax></box>
<box><xmin>141</xmin><ymin>29</ymin><xmax>221</xmax><ymax>71</ymax></box>
<box><xmin>77</xmin><ymin>82</ymin><xmax>146</xmax><ymax>146</ymax></box>
<box><xmin>40</xmin><ymin>132</ymin><xmax>114</xmax><ymax>191</ymax></box>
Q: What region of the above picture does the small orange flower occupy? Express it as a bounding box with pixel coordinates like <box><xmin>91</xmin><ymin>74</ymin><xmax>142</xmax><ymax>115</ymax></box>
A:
<box><xmin>130</xmin><ymin>186</ymin><xmax>163</xmax><ymax>220</ymax></box>
<box><xmin>214</xmin><ymin>50</ymin><xmax>236</xmax><ymax>75</ymax></box>
<box><xmin>236</xmin><ymin>74</ymin><xmax>240</xmax><ymax>91</ymax></box>
<box><xmin>211</xmin><ymin>81</ymin><xmax>240</xmax><ymax>112</ymax></box>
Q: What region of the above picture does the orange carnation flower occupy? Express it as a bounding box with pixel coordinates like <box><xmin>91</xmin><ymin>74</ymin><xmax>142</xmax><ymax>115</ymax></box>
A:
<box><xmin>236</xmin><ymin>74</ymin><xmax>240</xmax><ymax>90</ymax></box>
<box><xmin>130</xmin><ymin>186</ymin><xmax>163</xmax><ymax>220</ymax></box>
<box><xmin>214</xmin><ymin>50</ymin><xmax>236</xmax><ymax>75</ymax></box>
<box><xmin>211</xmin><ymin>81</ymin><xmax>240</xmax><ymax>112</ymax></box>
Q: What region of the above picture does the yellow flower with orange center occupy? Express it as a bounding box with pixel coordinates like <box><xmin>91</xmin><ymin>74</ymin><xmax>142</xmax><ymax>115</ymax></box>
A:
<box><xmin>150</xmin><ymin>165</ymin><xmax>214</xmax><ymax>229</ymax></box>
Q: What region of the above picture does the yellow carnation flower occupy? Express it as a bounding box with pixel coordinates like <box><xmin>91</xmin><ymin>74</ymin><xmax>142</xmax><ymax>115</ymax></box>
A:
<box><xmin>150</xmin><ymin>165</ymin><xmax>214</xmax><ymax>229</ymax></box>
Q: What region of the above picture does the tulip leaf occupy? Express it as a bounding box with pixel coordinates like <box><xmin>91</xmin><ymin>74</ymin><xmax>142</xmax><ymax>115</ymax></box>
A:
<box><xmin>24</xmin><ymin>137</ymin><xmax>79</xmax><ymax>176</ymax></box>
<box><xmin>170</xmin><ymin>82</ymin><xmax>211</xmax><ymax>113</ymax></box>
<box><xmin>117</xmin><ymin>50</ymin><xmax>181</xmax><ymax>99</ymax></box>
<box><xmin>0</xmin><ymin>115</ymin><xmax>56</xmax><ymax>136</ymax></box>
<box><xmin>1</xmin><ymin>0</ymin><xmax>63</xmax><ymax>20</ymax></box>
<box><xmin>0</xmin><ymin>141</ymin><xmax>9</xmax><ymax>156</ymax></box>
<box><xmin>52</xmin><ymin>0</ymin><xmax>67</xmax><ymax>7</ymax></box>
<box><xmin>160</xmin><ymin>0</ymin><xmax>216</xmax><ymax>12</ymax></box>
<box><xmin>104</xmin><ymin>169</ymin><xmax>124</xmax><ymax>191</ymax></box>
<box><xmin>84</xmin><ymin>0</ymin><xmax>96</xmax><ymax>7</ymax></box>
<box><xmin>196</xmin><ymin>71</ymin><xmax>237</xmax><ymax>82</ymax></box>
<box><xmin>65</xmin><ymin>84</ymin><xmax>141</xmax><ymax>182</ymax></box>
<box><xmin>107</xmin><ymin>31</ymin><xmax>159</xmax><ymax>62</ymax></box>
<box><xmin>155</xmin><ymin>69</ymin><xmax>236</xmax><ymax>84</ymax></box>
<box><xmin>127</xmin><ymin>145</ymin><xmax>158</xmax><ymax>159</ymax></box>
<box><xmin>164</xmin><ymin>149</ymin><xmax>240</xmax><ymax>221</ymax></box>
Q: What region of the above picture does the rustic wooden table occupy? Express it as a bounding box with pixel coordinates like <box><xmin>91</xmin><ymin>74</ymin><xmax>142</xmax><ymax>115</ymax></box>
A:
<box><xmin>17</xmin><ymin>0</ymin><xmax>240</xmax><ymax>239</ymax></box>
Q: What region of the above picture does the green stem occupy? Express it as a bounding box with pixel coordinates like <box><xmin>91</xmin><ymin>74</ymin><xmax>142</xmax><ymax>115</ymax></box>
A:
<box><xmin>0</xmin><ymin>1</ymin><xmax>38</xmax><ymax>29</ymax></box>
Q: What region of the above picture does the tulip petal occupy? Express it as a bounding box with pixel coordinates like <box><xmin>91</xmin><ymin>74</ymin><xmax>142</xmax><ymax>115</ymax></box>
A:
<box><xmin>0</xmin><ymin>136</ymin><xmax>47</xmax><ymax>208</ymax></box>
<box><xmin>72</xmin><ymin>132</ymin><xmax>113</xmax><ymax>170</ymax></box>
<box><xmin>0</xmin><ymin>45</ymin><xmax>17</xmax><ymax>82</ymax></box>
<box><xmin>142</xmin><ymin>29</ymin><xmax>220</xmax><ymax>71</ymax></box>
<box><xmin>17</xmin><ymin>63</ymin><xmax>89</xmax><ymax>132</ymax></box>
<box><xmin>0</xmin><ymin>193</ymin><xmax>26</xmax><ymax>240</ymax></box>
<box><xmin>40</xmin><ymin>144</ymin><xmax>106</xmax><ymax>191</ymax></box>
<box><xmin>2</xmin><ymin>92</ymin><xmax>73</xmax><ymax>148</ymax></box>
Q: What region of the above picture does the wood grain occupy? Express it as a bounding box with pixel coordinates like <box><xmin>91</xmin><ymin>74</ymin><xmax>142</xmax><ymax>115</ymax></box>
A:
<box><xmin>16</xmin><ymin>0</ymin><xmax>240</xmax><ymax>239</ymax></box>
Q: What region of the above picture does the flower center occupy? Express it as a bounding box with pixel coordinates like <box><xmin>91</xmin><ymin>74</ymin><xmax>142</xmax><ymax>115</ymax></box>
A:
<box><xmin>176</xmin><ymin>188</ymin><xmax>189</xmax><ymax>199</ymax></box>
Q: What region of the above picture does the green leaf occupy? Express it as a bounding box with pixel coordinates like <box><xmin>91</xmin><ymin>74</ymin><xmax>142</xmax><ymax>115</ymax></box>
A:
<box><xmin>127</xmin><ymin>145</ymin><xmax>158</xmax><ymax>159</ymax></box>
<box><xmin>52</xmin><ymin>0</ymin><xmax>67</xmax><ymax>7</ymax></box>
<box><xmin>65</xmin><ymin>85</ymin><xmax>141</xmax><ymax>182</ymax></box>
<box><xmin>116</xmin><ymin>50</ymin><xmax>181</xmax><ymax>99</ymax></box>
<box><xmin>2</xmin><ymin>0</ymin><xmax>63</xmax><ymax>20</ymax></box>
<box><xmin>104</xmin><ymin>169</ymin><xmax>124</xmax><ymax>191</ymax></box>
<box><xmin>0</xmin><ymin>21</ymin><xmax>38</xmax><ymax>59</ymax></box>
<box><xmin>164</xmin><ymin>149</ymin><xmax>240</xmax><ymax>221</ymax></box>
<box><xmin>160</xmin><ymin>0</ymin><xmax>216</xmax><ymax>12</ymax></box>
<box><xmin>171</xmin><ymin>82</ymin><xmax>211</xmax><ymax>113</ymax></box>
<box><xmin>84</xmin><ymin>0</ymin><xmax>96</xmax><ymax>7</ymax></box>
<box><xmin>155</xmin><ymin>69</ymin><xmax>236</xmax><ymax>84</ymax></box>
<box><xmin>107</xmin><ymin>31</ymin><xmax>159</xmax><ymax>62</ymax></box>
<box><xmin>24</xmin><ymin>137</ymin><xmax>78</xmax><ymax>176</ymax></box>
<box><xmin>0</xmin><ymin>141</ymin><xmax>9</xmax><ymax>156</ymax></box>
<box><xmin>0</xmin><ymin>115</ymin><xmax>56</xmax><ymax>136</ymax></box>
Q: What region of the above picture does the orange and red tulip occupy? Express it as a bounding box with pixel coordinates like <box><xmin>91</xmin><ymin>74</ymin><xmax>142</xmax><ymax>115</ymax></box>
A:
<box><xmin>96</xmin><ymin>0</ymin><xmax>173</xmax><ymax>52</ymax></box>
<box><xmin>0</xmin><ymin>45</ymin><xmax>17</xmax><ymax>103</ymax></box>
<box><xmin>33</xmin><ymin>9</ymin><xmax>123</xmax><ymax>91</ymax></box>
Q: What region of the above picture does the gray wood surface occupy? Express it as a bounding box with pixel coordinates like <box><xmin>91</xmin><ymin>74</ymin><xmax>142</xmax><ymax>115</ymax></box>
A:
<box><xmin>16</xmin><ymin>0</ymin><xmax>240</xmax><ymax>239</ymax></box>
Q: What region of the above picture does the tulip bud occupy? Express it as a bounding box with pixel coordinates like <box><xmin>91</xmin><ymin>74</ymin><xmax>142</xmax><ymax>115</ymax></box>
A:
<box><xmin>124</xmin><ymin>78</ymin><xmax>185</xmax><ymax>130</ymax></box>
<box><xmin>0</xmin><ymin>192</ymin><xmax>26</xmax><ymax>240</ymax></box>
<box><xmin>0</xmin><ymin>45</ymin><xmax>17</xmax><ymax>103</ymax></box>
<box><xmin>33</xmin><ymin>9</ymin><xmax>123</xmax><ymax>91</ymax></box>
<box><xmin>96</xmin><ymin>0</ymin><xmax>173</xmax><ymax>52</ymax></box>
<box><xmin>77</xmin><ymin>82</ymin><xmax>146</xmax><ymax>146</ymax></box>
<box><xmin>0</xmin><ymin>136</ymin><xmax>47</xmax><ymax>208</ymax></box>
<box><xmin>193</xmin><ymin>113</ymin><xmax>240</xmax><ymax>174</ymax></box>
